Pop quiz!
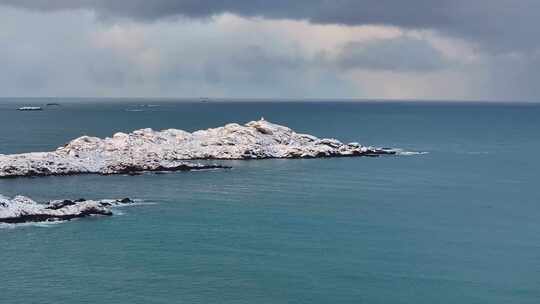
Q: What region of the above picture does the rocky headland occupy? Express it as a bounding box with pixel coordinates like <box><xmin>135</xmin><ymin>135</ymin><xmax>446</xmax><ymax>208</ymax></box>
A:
<box><xmin>0</xmin><ymin>118</ymin><xmax>396</xmax><ymax>178</ymax></box>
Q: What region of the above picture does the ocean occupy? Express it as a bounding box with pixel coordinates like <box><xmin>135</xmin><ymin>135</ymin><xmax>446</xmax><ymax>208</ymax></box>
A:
<box><xmin>1</xmin><ymin>99</ymin><xmax>539</xmax><ymax>303</ymax></box>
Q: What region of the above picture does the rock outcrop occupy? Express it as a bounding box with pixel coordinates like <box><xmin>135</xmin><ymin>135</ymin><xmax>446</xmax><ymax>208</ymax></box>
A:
<box><xmin>0</xmin><ymin>195</ymin><xmax>134</xmax><ymax>224</ymax></box>
<box><xmin>0</xmin><ymin>119</ymin><xmax>395</xmax><ymax>178</ymax></box>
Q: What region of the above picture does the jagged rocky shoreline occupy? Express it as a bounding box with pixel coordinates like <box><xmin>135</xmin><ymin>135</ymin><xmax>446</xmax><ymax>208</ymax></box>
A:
<box><xmin>0</xmin><ymin>195</ymin><xmax>134</xmax><ymax>224</ymax></box>
<box><xmin>0</xmin><ymin>119</ymin><xmax>402</xmax><ymax>225</ymax></box>
<box><xmin>0</xmin><ymin>119</ymin><xmax>396</xmax><ymax>178</ymax></box>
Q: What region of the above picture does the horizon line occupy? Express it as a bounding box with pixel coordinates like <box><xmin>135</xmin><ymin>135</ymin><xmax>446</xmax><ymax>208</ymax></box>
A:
<box><xmin>0</xmin><ymin>97</ymin><xmax>539</xmax><ymax>104</ymax></box>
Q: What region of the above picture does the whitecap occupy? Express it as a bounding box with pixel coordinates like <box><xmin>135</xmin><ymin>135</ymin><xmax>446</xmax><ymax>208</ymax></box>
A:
<box><xmin>0</xmin><ymin>221</ymin><xmax>63</xmax><ymax>230</ymax></box>
<box><xmin>115</xmin><ymin>201</ymin><xmax>157</xmax><ymax>208</ymax></box>
<box><xmin>391</xmin><ymin>149</ymin><xmax>429</xmax><ymax>156</ymax></box>
<box><xmin>111</xmin><ymin>201</ymin><xmax>158</xmax><ymax>216</ymax></box>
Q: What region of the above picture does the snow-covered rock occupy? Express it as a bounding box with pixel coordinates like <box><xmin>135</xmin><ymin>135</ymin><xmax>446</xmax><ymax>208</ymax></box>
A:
<box><xmin>0</xmin><ymin>195</ymin><xmax>134</xmax><ymax>224</ymax></box>
<box><xmin>0</xmin><ymin>119</ymin><xmax>395</xmax><ymax>178</ymax></box>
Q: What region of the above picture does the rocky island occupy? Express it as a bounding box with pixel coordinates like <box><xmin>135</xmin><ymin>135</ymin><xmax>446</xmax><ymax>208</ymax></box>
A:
<box><xmin>0</xmin><ymin>195</ymin><xmax>134</xmax><ymax>224</ymax></box>
<box><xmin>0</xmin><ymin>119</ymin><xmax>396</xmax><ymax>178</ymax></box>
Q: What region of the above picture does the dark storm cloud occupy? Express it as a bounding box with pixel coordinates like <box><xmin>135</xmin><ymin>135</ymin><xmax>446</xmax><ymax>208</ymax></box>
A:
<box><xmin>1</xmin><ymin>0</ymin><xmax>539</xmax><ymax>51</ymax></box>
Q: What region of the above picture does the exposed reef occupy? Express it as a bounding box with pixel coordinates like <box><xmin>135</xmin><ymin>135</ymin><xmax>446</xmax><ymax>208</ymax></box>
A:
<box><xmin>0</xmin><ymin>195</ymin><xmax>134</xmax><ymax>224</ymax></box>
<box><xmin>0</xmin><ymin>119</ymin><xmax>396</xmax><ymax>178</ymax></box>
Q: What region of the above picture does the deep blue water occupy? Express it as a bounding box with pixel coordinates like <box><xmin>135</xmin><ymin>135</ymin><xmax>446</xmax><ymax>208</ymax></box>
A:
<box><xmin>1</xmin><ymin>99</ymin><xmax>539</xmax><ymax>303</ymax></box>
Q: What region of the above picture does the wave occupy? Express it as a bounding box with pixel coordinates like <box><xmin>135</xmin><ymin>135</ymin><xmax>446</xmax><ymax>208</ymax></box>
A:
<box><xmin>106</xmin><ymin>199</ymin><xmax>158</xmax><ymax>217</ymax></box>
<box><xmin>391</xmin><ymin>149</ymin><xmax>429</xmax><ymax>156</ymax></box>
<box><xmin>114</xmin><ymin>200</ymin><xmax>157</xmax><ymax>208</ymax></box>
<box><xmin>0</xmin><ymin>220</ymin><xmax>64</xmax><ymax>230</ymax></box>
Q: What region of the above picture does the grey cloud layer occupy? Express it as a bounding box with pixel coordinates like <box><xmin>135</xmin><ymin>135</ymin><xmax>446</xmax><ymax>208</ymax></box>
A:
<box><xmin>0</xmin><ymin>8</ymin><xmax>355</xmax><ymax>98</ymax></box>
<box><xmin>2</xmin><ymin>0</ymin><xmax>539</xmax><ymax>51</ymax></box>
<box><xmin>336</xmin><ymin>38</ymin><xmax>448</xmax><ymax>72</ymax></box>
<box><xmin>1</xmin><ymin>2</ymin><xmax>539</xmax><ymax>101</ymax></box>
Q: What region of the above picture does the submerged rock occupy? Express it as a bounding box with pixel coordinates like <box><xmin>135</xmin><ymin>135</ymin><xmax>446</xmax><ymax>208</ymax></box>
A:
<box><xmin>0</xmin><ymin>119</ymin><xmax>396</xmax><ymax>178</ymax></box>
<box><xmin>0</xmin><ymin>195</ymin><xmax>134</xmax><ymax>224</ymax></box>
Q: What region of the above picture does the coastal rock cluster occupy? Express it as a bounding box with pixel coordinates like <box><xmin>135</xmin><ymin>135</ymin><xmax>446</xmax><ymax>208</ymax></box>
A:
<box><xmin>0</xmin><ymin>119</ymin><xmax>400</xmax><ymax>225</ymax></box>
<box><xmin>0</xmin><ymin>195</ymin><xmax>134</xmax><ymax>224</ymax></box>
<box><xmin>0</xmin><ymin>119</ymin><xmax>394</xmax><ymax>178</ymax></box>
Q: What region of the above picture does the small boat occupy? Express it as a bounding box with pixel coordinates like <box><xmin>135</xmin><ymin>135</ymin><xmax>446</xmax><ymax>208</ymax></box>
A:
<box><xmin>46</xmin><ymin>103</ymin><xmax>60</xmax><ymax>106</ymax></box>
<box><xmin>17</xmin><ymin>106</ymin><xmax>43</xmax><ymax>111</ymax></box>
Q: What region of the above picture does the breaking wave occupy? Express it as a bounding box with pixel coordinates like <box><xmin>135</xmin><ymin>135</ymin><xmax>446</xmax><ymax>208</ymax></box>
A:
<box><xmin>391</xmin><ymin>149</ymin><xmax>429</xmax><ymax>156</ymax></box>
<box><xmin>0</xmin><ymin>221</ymin><xmax>64</xmax><ymax>230</ymax></box>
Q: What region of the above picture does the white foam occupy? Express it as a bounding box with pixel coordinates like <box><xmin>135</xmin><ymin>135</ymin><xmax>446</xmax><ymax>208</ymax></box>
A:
<box><xmin>393</xmin><ymin>149</ymin><xmax>429</xmax><ymax>156</ymax></box>
<box><xmin>111</xmin><ymin>201</ymin><xmax>157</xmax><ymax>216</ymax></box>
<box><xmin>115</xmin><ymin>201</ymin><xmax>157</xmax><ymax>208</ymax></box>
<box><xmin>0</xmin><ymin>220</ymin><xmax>63</xmax><ymax>230</ymax></box>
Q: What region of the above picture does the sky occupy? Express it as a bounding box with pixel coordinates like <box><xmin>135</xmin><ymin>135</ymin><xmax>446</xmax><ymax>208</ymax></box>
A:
<box><xmin>0</xmin><ymin>1</ymin><xmax>539</xmax><ymax>101</ymax></box>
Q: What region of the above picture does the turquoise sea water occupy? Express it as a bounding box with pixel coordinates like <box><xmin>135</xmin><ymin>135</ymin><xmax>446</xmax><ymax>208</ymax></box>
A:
<box><xmin>1</xmin><ymin>99</ymin><xmax>539</xmax><ymax>303</ymax></box>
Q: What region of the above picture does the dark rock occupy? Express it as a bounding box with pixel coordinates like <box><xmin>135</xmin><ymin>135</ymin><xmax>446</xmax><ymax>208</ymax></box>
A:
<box><xmin>46</xmin><ymin>200</ymin><xmax>76</xmax><ymax>210</ymax></box>
<box><xmin>0</xmin><ymin>208</ymin><xmax>113</xmax><ymax>224</ymax></box>
<box><xmin>119</xmin><ymin>198</ymin><xmax>134</xmax><ymax>204</ymax></box>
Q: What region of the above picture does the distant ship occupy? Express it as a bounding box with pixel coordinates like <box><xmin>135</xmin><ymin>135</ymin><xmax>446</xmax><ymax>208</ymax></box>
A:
<box><xmin>17</xmin><ymin>106</ymin><xmax>43</xmax><ymax>111</ymax></box>
<box><xmin>46</xmin><ymin>103</ymin><xmax>60</xmax><ymax>106</ymax></box>
<box><xmin>199</xmin><ymin>97</ymin><xmax>210</xmax><ymax>103</ymax></box>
